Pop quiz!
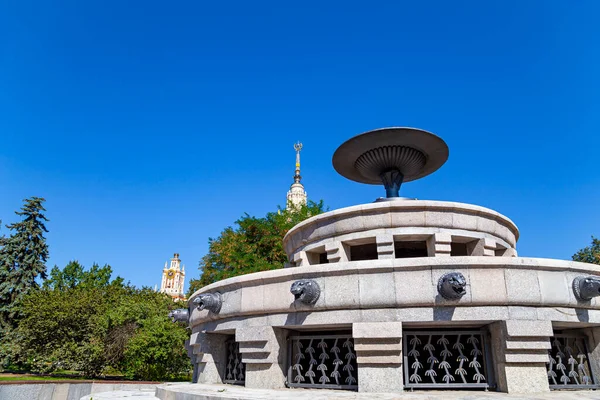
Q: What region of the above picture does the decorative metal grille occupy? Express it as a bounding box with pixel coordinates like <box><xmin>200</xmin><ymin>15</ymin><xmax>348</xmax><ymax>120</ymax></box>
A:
<box><xmin>547</xmin><ymin>333</ymin><xmax>597</xmax><ymax>389</ymax></box>
<box><xmin>223</xmin><ymin>339</ymin><xmax>245</xmax><ymax>385</ymax></box>
<box><xmin>287</xmin><ymin>334</ymin><xmax>358</xmax><ymax>390</ymax></box>
<box><xmin>403</xmin><ymin>330</ymin><xmax>491</xmax><ymax>389</ymax></box>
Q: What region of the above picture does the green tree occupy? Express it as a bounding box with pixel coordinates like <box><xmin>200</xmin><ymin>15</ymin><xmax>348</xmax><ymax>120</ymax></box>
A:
<box><xmin>5</xmin><ymin>261</ymin><xmax>190</xmax><ymax>379</ymax></box>
<box><xmin>573</xmin><ymin>236</ymin><xmax>600</xmax><ymax>265</ymax></box>
<box><xmin>0</xmin><ymin>197</ymin><xmax>49</xmax><ymax>326</ymax></box>
<box><xmin>43</xmin><ymin>261</ymin><xmax>123</xmax><ymax>291</ymax></box>
<box><xmin>121</xmin><ymin>315</ymin><xmax>190</xmax><ymax>381</ymax></box>
<box><xmin>190</xmin><ymin>200</ymin><xmax>326</xmax><ymax>293</ymax></box>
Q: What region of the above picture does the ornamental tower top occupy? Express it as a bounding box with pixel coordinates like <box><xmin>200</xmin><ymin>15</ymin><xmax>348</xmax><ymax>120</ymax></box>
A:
<box><xmin>286</xmin><ymin>141</ymin><xmax>307</xmax><ymax>208</ymax></box>
<box><xmin>159</xmin><ymin>253</ymin><xmax>186</xmax><ymax>301</ymax></box>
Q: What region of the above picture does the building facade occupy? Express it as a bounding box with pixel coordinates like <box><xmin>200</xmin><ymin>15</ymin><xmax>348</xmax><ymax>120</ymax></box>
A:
<box><xmin>159</xmin><ymin>253</ymin><xmax>186</xmax><ymax>301</ymax></box>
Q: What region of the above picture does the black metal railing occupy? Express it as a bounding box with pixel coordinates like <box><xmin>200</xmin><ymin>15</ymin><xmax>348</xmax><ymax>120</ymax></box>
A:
<box><xmin>403</xmin><ymin>330</ymin><xmax>491</xmax><ymax>390</ymax></box>
<box><xmin>223</xmin><ymin>339</ymin><xmax>245</xmax><ymax>385</ymax></box>
<box><xmin>287</xmin><ymin>334</ymin><xmax>358</xmax><ymax>390</ymax></box>
<box><xmin>547</xmin><ymin>333</ymin><xmax>597</xmax><ymax>389</ymax></box>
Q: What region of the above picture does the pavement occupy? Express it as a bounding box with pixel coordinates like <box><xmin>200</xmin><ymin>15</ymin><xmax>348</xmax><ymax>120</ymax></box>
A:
<box><xmin>81</xmin><ymin>383</ymin><xmax>600</xmax><ymax>400</ymax></box>
<box><xmin>80</xmin><ymin>389</ymin><xmax>158</xmax><ymax>400</ymax></box>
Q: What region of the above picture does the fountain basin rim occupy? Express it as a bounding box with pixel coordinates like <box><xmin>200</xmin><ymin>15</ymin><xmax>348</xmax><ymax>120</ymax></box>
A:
<box><xmin>282</xmin><ymin>199</ymin><xmax>520</xmax><ymax>248</ymax></box>
<box><xmin>332</xmin><ymin>127</ymin><xmax>449</xmax><ymax>184</ymax></box>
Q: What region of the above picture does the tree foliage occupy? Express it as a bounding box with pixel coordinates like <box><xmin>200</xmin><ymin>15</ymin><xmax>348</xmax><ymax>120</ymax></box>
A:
<box><xmin>43</xmin><ymin>261</ymin><xmax>124</xmax><ymax>291</ymax></box>
<box><xmin>188</xmin><ymin>200</ymin><xmax>326</xmax><ymax>295</ymax></box>
<box><xmin>573</xmin><ymin>236</ymin><xmax>600</xmax><ymax>265</ymax></box>
<box><xmin>4</xmin><ymin>262</ymin><xmax>190</xmax><ymax>380</ymax></box>
<box><xmin>0</xmin><ymin>197</ymin><xmax>49</xmax><ymax>327</ymax></box>
<box><xmin>0</xmin><ymin>198</ymin><xmax>190</xmax><ymax>381</ymax></box>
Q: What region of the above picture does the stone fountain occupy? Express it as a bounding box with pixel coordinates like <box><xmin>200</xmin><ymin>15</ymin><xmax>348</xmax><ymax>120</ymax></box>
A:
<box><xmin>163</xmin><ymin>127</ymin><xmax>600</xmax><ymax>398</ymax></box>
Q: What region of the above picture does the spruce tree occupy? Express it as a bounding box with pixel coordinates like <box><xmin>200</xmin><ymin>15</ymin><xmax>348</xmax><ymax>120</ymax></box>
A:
<box><xmin>0</xmin><ymin>197</ymin><xmax>49</xmax><ymax>325</ymax></box>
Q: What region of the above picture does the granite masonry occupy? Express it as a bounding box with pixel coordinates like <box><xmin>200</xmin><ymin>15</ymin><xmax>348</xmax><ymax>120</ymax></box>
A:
<box><xmin>167</xmin><ymin>128</ymin><xmax>600</xmax><ymax>398</ymax></box>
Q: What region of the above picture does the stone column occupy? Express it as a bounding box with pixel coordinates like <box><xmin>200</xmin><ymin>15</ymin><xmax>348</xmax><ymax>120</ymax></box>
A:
<box><xmin>326</xmin><ymin>241</ymin><xmax>347</xmax><ymax>263</ymax></box>
<box><xmin>353</xmin><ymin>322</ymin><xmax>403</xmax><ymax>392</ymax></box>
<box><xmin>376</xmin><ymin>234</ymin><xmax>395</xmax><ymax>259</ymax></box>
<box><xmin>293</xmin><ymin>251</ymin><xmax>308</xmax><ymax>267</ymax></box>
<box><xmin>583</xmin><ymin>327</ymin><xmax>600</xmax><ymax>385</ymax></box>
<box><xmin>236</xmin><ymin>326</ymin><xmax>286</xmax><ymax>389</ymax></box>
<box><xmin>190</xmin><ymin>331</ymin><xmax>228</xmax><ymax>384</ymax></box>
<box><xmin>490</xmin><ymin>320</ymin><xmax>552</xmax><ymax>393</ymax></box>
<box><xmin>428</xmin><ymin>232</ymin><xmax>451</xmax><ymax>257</ymax></box>
<box><xmin>469</xmin><ymin>238</ymin><xmax>497</xmax><ymax>256</ymax></box>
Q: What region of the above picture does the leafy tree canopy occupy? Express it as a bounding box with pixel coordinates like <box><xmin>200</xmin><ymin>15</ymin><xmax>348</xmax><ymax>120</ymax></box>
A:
<box><xmin>3</xmin><ymin>261</ymin><xmax>190</xmax><ymax>380</ymax></box>
<box><xmin>43</xmin><ymin>261</ymin><xmax>124</xmax><ymax>291</ymax></box>
<box><xmin>188</xmin><ymin>200</ymin><xmax>326</xmax><ymax>296</ymax></box>
<box><xmin>573</xmin><ymin>236</ymin><xmax>600</xmax><ymax>265</ymax></box>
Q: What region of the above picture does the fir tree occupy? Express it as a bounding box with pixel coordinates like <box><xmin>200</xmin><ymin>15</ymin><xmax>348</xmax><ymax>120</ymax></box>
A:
<box><xmin>0</xmin><ymin>197</ymin><xmax>49</xmax><ymax>325</ymax></box>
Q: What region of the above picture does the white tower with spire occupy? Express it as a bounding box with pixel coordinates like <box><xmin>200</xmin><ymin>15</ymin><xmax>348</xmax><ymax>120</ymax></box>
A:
<box><xmin>287</xmin><ymin>141</ymin><xmax>307</xmax><ymax>209</ymax></box>
<box><xmin>159</xmin><ymin>253</ymin><xmax>186</xmax><ymax>301</ymax></box>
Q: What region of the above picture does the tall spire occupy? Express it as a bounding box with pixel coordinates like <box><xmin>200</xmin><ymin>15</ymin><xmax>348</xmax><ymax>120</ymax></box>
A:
<box><xmin>294</xmin><ymin>141</ymin><xmax>302</xmax><ymax>183</ymax></box>
<box><xmin>287</xmin><ymin>141</ymin><xmax>307</xmax><ymax>208</ymax></box>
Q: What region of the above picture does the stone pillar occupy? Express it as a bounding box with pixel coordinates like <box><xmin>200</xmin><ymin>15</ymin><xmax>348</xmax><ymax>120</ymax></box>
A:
<box><xmin>583</xmin><ymin>327</ymin><xmax>600</xmax><ymax>385</ymax></box>
<box><xmin>353</xmin><ymin>322</ymin><xmax>403</xmax><ymax>392</ymax></box>
<box><xmin>503</xmin><ymin>248</ymin><xmax>518</xmax><ymax>257</ymax></box>
<box><xmin>376</xmin><ymin>234</ymin><xmax>394</xmax><ymax>260</ymax></box>
<box><xmin>293</xmin><ymin>251</ymin><xmax>308</xmax><ymax>267</ymax></box>
<box><xmin>490</xmin><ymin>320</ymin><xmax>552</xmax><ymax>393</ymax></box>
<box><xmin>236</xmin><ymin>326</ymin><xmax>286</xmax><ymax>389</ymax></box>
<box><xmin>326</xmin><ymin>241</ymin><xmax>347</xmax><ymax>263</ymax></box>
<box><xmin>429</xmin><ymin>232</ymin><xmax>451</xmax><ymax>257</ymax></box>
<box><xmin>469</xmin><ymin>238</ymin><xmax>497</xmax><ymax>256</ymax></box>
<box><xmin>190</xmin><ymin>331</ymin><xmax>228</xmax><ymax>384</ymax></box>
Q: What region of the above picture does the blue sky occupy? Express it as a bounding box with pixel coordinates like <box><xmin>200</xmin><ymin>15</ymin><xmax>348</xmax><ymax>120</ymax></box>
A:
<box><xmin>1</xmin><ymin>1</ymin><xmax>599</xmax><ymax>289</ymax></box>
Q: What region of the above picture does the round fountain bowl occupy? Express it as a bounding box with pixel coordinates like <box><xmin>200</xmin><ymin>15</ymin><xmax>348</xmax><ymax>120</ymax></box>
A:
<box><xmin>332</xmin><ymin>127</ymin><xmax>449</xmax><ymax>184</ymax></box>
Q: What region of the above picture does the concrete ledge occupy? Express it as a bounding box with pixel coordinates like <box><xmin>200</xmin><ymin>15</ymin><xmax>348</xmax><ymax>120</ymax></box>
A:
<box><xmin>0</xmin><ymin>382</ymin><xmax>158</xmax><ymax>400</ymax></box>
<box><xmin>282</xmin><ymin>200</ymin><xmax>520</xmax><ymax>256</ymax></box>
<box><xmin>155</xmin><ymin>382</ymin><xmax>600</xmax><ymax>400</ymax></box>
<box><xmin>188</xmin><ymin>257</ymin><xmax>600</xmax><ymax>328</ymax></box>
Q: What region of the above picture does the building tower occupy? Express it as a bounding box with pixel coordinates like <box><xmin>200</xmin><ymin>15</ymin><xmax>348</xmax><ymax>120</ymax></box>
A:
<box><xmin>286</xmin><ymin>141</ymin><xmax>307</xmax><ymax>208</ymax></box>
<box><xmin>159</xmin><ymin>253</ymin><xmax>186</xmax><ymax>301</ymax></box>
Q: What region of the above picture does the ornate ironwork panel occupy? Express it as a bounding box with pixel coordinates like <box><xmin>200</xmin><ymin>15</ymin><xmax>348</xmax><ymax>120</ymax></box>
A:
<box><xmin>287</xmin><ymin>334</ymin><xmax>358</xmax><ymax>390</ymax></box>
<box><xmin>403</xmin><ymin>330</ymin><xmax>491</xmax><ymax>389</ymax></box>
<box><xmin>547</xmin><ymin>333</ymin><xmax>597</xmax><ymax>389</ymax></box>
<box><xmin>223</xmin><ymin>339</ymin><xmax>245</xmax><ymax>385</ymax></box>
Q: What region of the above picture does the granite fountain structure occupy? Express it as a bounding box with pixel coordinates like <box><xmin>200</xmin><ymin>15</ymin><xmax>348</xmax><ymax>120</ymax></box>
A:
<box><xmin>162</xmin><ymin>127</ymin><xmax>600</xmax><ymax>398</ymax></box>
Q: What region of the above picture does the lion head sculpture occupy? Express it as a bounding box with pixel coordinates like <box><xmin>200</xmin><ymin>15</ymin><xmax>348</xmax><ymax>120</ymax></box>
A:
<box><xmin>573</xmin><ymin>276</ymin><xmax>600</xmax><ymax>301</ymax></box>
<box><xmin>290</xmin><ymin>279</ymin><xmax>321</xmax><ymax>305</ymax></box>
<box><xmin>168</xmin><ymin>308</ymin><xmax>189</xmax><ymax>323</ymax></box>
<box><xmin>437</xmin><ymin>272</ymin><xmax>467</xmax><ymax>300</ymax></box>
<box><xmin>193</xmin><ymin>292</ymin><xmax>222</xmax><ymax>314</ymax></box>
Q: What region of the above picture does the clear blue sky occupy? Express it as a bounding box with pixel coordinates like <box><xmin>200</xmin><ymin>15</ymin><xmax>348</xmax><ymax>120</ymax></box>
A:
<box><xmin>1</xmin><ymin>1</ymin><xmax>599</xmax><ymax>289</ymax></box>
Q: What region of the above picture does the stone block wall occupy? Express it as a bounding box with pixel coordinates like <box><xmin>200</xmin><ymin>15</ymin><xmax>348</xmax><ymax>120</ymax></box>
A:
<box><xmin>353</xmin><ymin>322</ymin><xmax>403</xmax><ymax>392</ymax></box>
<box><xmin>235</xmin><ymin>326</ymin><xmax>286</xmax><ymax>389</ymax></box>
<box><xmin>490</xmin><ymin>320</ymin><xmax>553</xmax><ymax>393</ymax></box>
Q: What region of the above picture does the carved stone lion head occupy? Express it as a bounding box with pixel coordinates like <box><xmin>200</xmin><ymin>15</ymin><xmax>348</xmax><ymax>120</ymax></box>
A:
<box><xmin>290</xmin><ymin>279</ymin><xmax>321</xmax><ymax>305</ymax></box>
<box><xmin>573</xmin><ymin>276</ymin><xmax>600</xmax><ymax>301</ymax></box>
<box><xmin>437</xmin><ymin>272</ymin><xmax>467</xmax><ymax>300</ymax></box>
<box><xmin>168</xmin><ymin>308</ymin><xmax>189</xmax><ymax>323</ymax></box>
<box><xmin>193</xmin><ymin>292</ymin><xmax>222</xmax><ymax>314</ymax></box>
